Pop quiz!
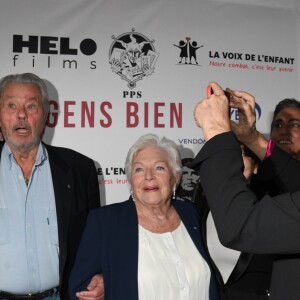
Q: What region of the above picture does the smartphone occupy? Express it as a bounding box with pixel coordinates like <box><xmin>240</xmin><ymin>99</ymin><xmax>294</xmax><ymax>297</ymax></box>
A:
<box><xmin>206</xmin><ymin>85</ymin><xmax>213</xmax><ymax>97</ymax></box>
<box><xmin>206</xmin><ymin>86</ymin><xmax>231</xmax><ymax>117</ymax></box>
<box><xmin>206</xmin><ymin>86</ymin><xmax>231</xmax><ymax>100</ymax></box>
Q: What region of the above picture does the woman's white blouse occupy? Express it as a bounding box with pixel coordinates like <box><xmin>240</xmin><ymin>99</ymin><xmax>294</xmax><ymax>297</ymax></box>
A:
<box><xmin>138</xmin><ymin>222</ymin><xmax>211</xmax><ymax>300</ymax></box>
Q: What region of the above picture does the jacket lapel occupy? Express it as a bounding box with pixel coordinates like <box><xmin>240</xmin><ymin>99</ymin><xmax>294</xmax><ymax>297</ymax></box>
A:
<box><xmin>226</xmin><ymin>252</ymin><xmax>254</xmax><ymax>284</ymax></box>
<box><xmin>44</xmin><ymin>144</ymin><xmax>73</xmax><ymax>281</ymax></box>
<box><xmin>202</xmin><ymin>196</ymin><xmax>254</xmax><ymax>286</ymax></box>
<box><xmin>114</xmin><ymin>199</ymin><xmax>139</xmax><ymax>299</ymax></box>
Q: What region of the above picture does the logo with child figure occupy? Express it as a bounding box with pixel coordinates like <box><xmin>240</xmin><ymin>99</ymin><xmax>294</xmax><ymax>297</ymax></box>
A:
<box><xmin>109</xmin><ymin>29</ymin><xmax>159</xmax><ymax>89</ymax></box>
<box><xmin>173</xmin><ymin>37</ymin><xmax>203</xmax><ymax>66</ymax></box>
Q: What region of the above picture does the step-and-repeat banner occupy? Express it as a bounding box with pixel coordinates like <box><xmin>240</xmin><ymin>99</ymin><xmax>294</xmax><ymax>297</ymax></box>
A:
<box><xmin>0</xmin><ymin>0</ymin><xmax>298</xmax><ymax>205</ymax></box>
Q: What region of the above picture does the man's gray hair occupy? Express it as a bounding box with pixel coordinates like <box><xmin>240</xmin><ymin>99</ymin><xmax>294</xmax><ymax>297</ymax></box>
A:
<box><xmin>0</xmin><ymin>73</ymin><xmax>50</xmax><ymax>118</ymax></box>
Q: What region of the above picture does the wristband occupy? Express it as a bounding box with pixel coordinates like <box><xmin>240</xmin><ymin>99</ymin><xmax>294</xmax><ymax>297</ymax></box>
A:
<box><xmin>265</xmin><ymin>139</ymin><xmax>275</xmax><ymax>159</ymax></box>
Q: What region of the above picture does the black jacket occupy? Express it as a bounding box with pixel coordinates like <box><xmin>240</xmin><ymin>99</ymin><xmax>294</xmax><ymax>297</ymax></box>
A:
<box><xmin>0</xmin><ymin>141</ymin><xmax>101</xmax><ymax>299</ymax></box>
<box><xmin>191</xmin><ymin>132</ymin><xmax>300</xmax><ymax>300</ymax></box>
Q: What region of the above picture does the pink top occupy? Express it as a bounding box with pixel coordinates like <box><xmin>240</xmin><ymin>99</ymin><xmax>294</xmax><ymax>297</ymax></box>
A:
<box><xmin>265</xmin><ymin>140</ymin><xmax>275</xmax><ymax>159</ymax></box>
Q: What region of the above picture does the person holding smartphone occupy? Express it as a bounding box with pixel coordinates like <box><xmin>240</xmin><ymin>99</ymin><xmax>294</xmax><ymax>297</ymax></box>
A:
<box><xmin>192</xmin><ymin>82</ymin><xmax>300</xmax><ymax>300</ymax></box>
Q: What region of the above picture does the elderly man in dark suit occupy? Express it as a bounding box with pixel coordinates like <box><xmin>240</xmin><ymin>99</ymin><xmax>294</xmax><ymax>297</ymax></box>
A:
<box><xmin>0</xmin><ymin>73</ymin><xmax>103</xmax><ymax>300</ymax></box>
<box><xmin>192</xmin><ymin>82</ymin><xmax>300</xmax><ymax>300</ymax></box>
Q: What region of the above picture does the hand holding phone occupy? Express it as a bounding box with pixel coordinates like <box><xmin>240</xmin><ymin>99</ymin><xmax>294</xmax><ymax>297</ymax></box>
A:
<box><xmin>206</xmin><ymin>85</ymin><xmax>231</xmax><ymax>118</ymax></box>
<box><xmin>206</xmin><ymin>85</ymin><xmax>231</xmax><ymax>99</ymax></box>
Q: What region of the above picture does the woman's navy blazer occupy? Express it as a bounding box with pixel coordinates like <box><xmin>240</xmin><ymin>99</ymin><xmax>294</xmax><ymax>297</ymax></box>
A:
<box><xmin>69</xmin><ymin>198</ymin><xmax>219</xmax><ymax>300</ymax></box>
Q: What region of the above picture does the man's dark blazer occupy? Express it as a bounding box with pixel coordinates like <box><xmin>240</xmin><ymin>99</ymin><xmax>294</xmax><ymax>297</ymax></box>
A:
<box><xmin>191</xmin><ymin>132</ymin><xmax>300</xmax><ymax>300</ymax></box>
<box><xmin>195</xmin><ymin>177</ymin><xmax>273</xmax><ymax>299</ymax></box>
<box><xmin>0</xmin><ymin>141</ymin><xmax>101</xmax><ymax>299</ymax></box>
<box><xmin>69</xmin><ymin>198</ymin><xmax>219</xmax><ymax>300</ymax></box>
<box><xmin>200</xmin><ymin>199</ymin><xmax>274</xmax><ymax>300</ymax></box>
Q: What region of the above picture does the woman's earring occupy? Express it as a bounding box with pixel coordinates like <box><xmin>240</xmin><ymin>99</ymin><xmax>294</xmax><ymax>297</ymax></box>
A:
<box><xmin>173</xmin><ymin>189</ymin><xmax>176</xmax><ymax>200</ymax></box>
<box><xmin>131</xmin><ymin>190</ymin><xmax>135</xmax><ymax>201</ymax></box>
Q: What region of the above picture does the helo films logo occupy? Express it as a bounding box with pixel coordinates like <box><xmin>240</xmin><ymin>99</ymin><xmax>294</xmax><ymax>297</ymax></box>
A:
<box><xmin>11</xmin><ymin>34</ymin><xmax>97</xmax><ymax>69</ymax></box>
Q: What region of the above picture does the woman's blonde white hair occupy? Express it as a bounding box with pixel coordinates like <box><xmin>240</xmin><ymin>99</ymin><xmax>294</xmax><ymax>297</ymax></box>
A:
<box><xmin>125</xmin><ymin>133</ymin><xmax>182</xmax><ymax>184</ymax></box>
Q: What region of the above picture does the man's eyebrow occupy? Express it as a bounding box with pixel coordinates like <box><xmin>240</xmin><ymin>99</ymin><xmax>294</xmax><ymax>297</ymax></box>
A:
<box><xmin>288</xmin><ymin>118</ymin><xmax>300</xmax><ymax>122</ymax></box>
<box><xmin>27</xmin><ymin>96</ymin><xmax>40</xmax><ymax>101</ymax></box>
<box><xmin>273</xmin><ymin>118</ymin><xmax>300</xmax><ymax>123</ymax></box>
<box><xmin>5</xmin><ymin>95</ymin><xmax>40</xmax><ymax>101</ymax></box>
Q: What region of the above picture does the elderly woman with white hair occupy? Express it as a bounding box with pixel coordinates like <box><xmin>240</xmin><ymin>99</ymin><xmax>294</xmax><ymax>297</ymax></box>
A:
<box><xmin>69</xmin><ymin>134</ymin><xmax>218</xmax><ymax>300</ymax></box>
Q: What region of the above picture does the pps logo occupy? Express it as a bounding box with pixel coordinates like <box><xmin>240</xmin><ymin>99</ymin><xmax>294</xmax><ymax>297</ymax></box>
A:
<box><xmin>109</xmin><ymin>29</ymin><xmax>159</xmax><ymax>89</ymax></box>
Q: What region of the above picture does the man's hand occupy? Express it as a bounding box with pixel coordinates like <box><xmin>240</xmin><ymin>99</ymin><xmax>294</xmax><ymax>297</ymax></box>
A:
<box><xmin>194</xmin><ymin>82</ymin><xmax>231</xmax><ymax>141</ymax></box>
<box><xmin>75</xmin><ymin>274</ymin><xmax>104</xmax><ymax>300</ymax></box>
<box><xmin>229</xmin><ymin>89</ymin><xmax>268</xmax><ymax>160</ymax></box>
<box><xmin>229</xmin><ymin>89</ymin><xmax>257</xmax><ymax>144</ymax></box>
